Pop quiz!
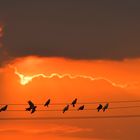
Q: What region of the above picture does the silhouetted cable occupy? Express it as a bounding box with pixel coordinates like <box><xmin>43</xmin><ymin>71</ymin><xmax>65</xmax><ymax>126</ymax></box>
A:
<box><xmin>0</xmin><ymin>115</ymin><xmax>140</xmax><ymax>120</ymax></box>
<box><xmin>0</xmin><ymin>100</ymin><xmax>140</xmax><ymax>106</ymax></box>
<box><xmin>5</xmin><ymin>105</ymin><xmax>140</xmax><ymax>112</ymax></box>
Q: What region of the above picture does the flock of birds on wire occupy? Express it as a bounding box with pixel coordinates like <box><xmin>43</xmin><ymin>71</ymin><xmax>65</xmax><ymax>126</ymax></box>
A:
<box><xmin>0</xmin><ymin>98</ymin><xmax>109</xmax><ymax>114</ymax></box>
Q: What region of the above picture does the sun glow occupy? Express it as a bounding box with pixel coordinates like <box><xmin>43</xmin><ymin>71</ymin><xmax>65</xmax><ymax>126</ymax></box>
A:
<box><xmin>13</xmin><ymin>66</ymin><xmax>127</xmax><ymax>88</ymax></box>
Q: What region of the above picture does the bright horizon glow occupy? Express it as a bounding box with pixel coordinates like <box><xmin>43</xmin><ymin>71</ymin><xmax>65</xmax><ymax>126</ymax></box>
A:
<box><xmin>12</xmin><ymin>66</ymin><xmax>127</xmax><ymax>88</ymax></box>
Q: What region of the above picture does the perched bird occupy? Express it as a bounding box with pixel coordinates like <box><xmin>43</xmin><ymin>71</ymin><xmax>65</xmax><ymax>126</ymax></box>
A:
<box><xmin>102</xmin><ymin>103</ymin><xmax>109</xmax><ymax>112</ymax></box>
<box><xmin>26</xmin><ymin>100</ymin><xmax>37</xmax><ymax>114</ymax></box>
<box><xmin>0</xmin><ymin>105</ymin><xmax>8</xmax><ymax>112</ymax></box>
<box><xmin>71</xmin><ymin>98</ymin><xmax>77</xmax><ymax>107</ymax></box>
<box><xmin>78</xmin><ymin>105</ymin><xmax>85</xmax><ymax>111</ymax></box>
<box><xmin>44</xmin><ymin>99</ymin><xmax>51</xmax><ymax>107</ymax></box>
<box><xmin>97</xmin><ymin>104</ymin><xmax>103</xmax><ymax>112</ymax></box>
<box><xmin>63</xmin><ymin>105</ymin><xmax>69</xmax><ymax>113</ymax></box>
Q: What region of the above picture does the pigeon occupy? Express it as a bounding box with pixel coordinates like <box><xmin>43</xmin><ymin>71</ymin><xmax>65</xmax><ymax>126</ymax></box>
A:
<box><xmin>78</xmin><ymin>105</ymin><xmax>85</xmax><ymax>111</ymax></box>
<box><xmin>102</xmin><ymin>103</ymin><xmax>109</xmax><ymax>112</ymax></box>
<box><xmin>44</xmin><ymin>99</ymin><xmax>51</xmax><ymax>107</ymax></box>
<box><xmin>71</xmin><ymin>98</ymin><xmax>77</xmax><ymax>107</ymax></box>
<box><xmin>0</xmin><ymin>105</ymin><xmax>8</xmax><ymax>112</ymax></box>
<box><xmin>26</xmin><ymin>100</ymin><xmax>37</xmax><ymax>114</ymax></box>
<box><xmin>63</xmin><ymin>105</ymin><xmax>69</xmax><ymax>113</ymax></box>
<box><xmin>97</xmin><ymin>104</ymin><xmax>103</xmax><ymax>112</ymax></box>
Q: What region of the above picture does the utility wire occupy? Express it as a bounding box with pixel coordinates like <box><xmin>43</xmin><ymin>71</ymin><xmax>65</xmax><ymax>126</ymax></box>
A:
<box><xmin>0</xmin><ymin>100</ymin><xmax>140</xmax><ymax>106</ymax></box>
<box><xmin>0</xmin><ymin>115</ymin><xmax>140</xmax><ymax>120</ymax></box>
<box><xmin>4</xmin><ymin>105</ymin><xmax>140</xmax><ymax>112</ymax></box>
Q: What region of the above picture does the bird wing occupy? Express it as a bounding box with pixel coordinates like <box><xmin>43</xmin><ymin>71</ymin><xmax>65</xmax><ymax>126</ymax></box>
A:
<box><xmin>31</xmin><ymin>109</ymin><xmax>35</xmax><ymax>114</ymax></box>
<box><xmin>31</xmin><ymin>106</ymin><xmax>37</xmax><ymax>114</ymax></box>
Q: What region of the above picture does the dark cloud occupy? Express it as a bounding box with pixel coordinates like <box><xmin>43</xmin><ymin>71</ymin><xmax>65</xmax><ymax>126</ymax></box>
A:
<box><xmin>0</xmin><ymin>0</ymin><xmax>140</xmax><ymax>65</ymax></box>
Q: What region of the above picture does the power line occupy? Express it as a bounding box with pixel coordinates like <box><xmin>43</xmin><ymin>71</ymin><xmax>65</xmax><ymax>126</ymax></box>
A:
<box><xmin>0</xmin><ymin>100</ymin><xmax>140</xmax><ymax>106</ymax></box>
<box><xmin>4</xmin><ymin>105</ymin><xmax>140</xmax><ymax>112</ymax></box>
<box><xmin>0</xmin><ymin>115</ymin><xmax>140</xmax><ymax>120</ymax></box>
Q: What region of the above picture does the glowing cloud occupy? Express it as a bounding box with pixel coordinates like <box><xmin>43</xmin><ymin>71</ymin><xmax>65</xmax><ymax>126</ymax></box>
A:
<box><xmin>12</xmin><ymin>66</ymin><xmax>127</xmax><ymax>88</ymax></box>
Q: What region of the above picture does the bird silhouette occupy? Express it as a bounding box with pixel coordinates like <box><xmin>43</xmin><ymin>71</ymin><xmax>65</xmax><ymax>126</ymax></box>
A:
<box><xmin>26</xmin><ymin>100</ymin><xmax>37</xmax><ymax>114</ymax></box>
<box><xmin>78</xmin><ymin>105</ymin><xmax>85</xmax><ymax>111</ymax></box>
<box><xmin>103</xmin><ymin>103</ymin><xmax>109</xmax><ymax>112</ymax></box>
<box><xmin>71</xmin><ymin>98</ymin><xmax>77</xmax><ymax>107</ymax></box>
<box><xmin>0</xmin><ymin>105</ymin><xmax>8</xmax><ymax>112</ymax></box>
<box><xmin>97</xmin><ymin>104</ymin><xmax>103</xmax><ymax>112</ymax></box>
<box><xmin>63</xmin><ymin>105</ymin><xmax>69</xmax><ymax>113</ymax></box>
<box><xmin>44</xmin><ymin>99</ymin><xmax>51</xmax><ymax>107</ymax></box>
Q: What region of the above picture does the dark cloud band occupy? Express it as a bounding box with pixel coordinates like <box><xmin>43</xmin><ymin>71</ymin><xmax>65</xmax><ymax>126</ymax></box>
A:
<box><xmin>1</xmin><ymin>0</ymin><xmax>140</xmax><ymax>66</ymax></box>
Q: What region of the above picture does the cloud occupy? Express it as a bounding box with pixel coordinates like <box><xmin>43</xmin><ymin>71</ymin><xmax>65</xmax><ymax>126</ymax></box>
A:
<box><xmin>25</xmin><ymin>125</ymin><xmax>92</xmax><ymax>134</ymax></box>
<box><xmin>0</xmin><ymin>124</ymin><xmax>92</xmax><ymax>135</ymax></box>
<box><xmin>0</xmin><ymin>1</ymin><xmax>140</xmax><ymax>66</ymax></box>
<box><xmin>0</xmin><ymin>125</ymin><xmax>101</xmax><ymax>140</ymax></box>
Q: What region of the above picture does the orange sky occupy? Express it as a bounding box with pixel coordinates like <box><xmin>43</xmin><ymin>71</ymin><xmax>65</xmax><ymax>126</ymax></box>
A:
<box><xmin>0</xmin><ymin>56</ymin><xmax>140</xmax><ymax>140</ymax></box>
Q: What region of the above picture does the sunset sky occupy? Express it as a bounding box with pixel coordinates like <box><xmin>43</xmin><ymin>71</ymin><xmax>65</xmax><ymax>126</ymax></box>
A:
<box><xmin>0</xmin><ymin>1</ymin><xmax>140</xmax><ymax>140</ymax></box>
